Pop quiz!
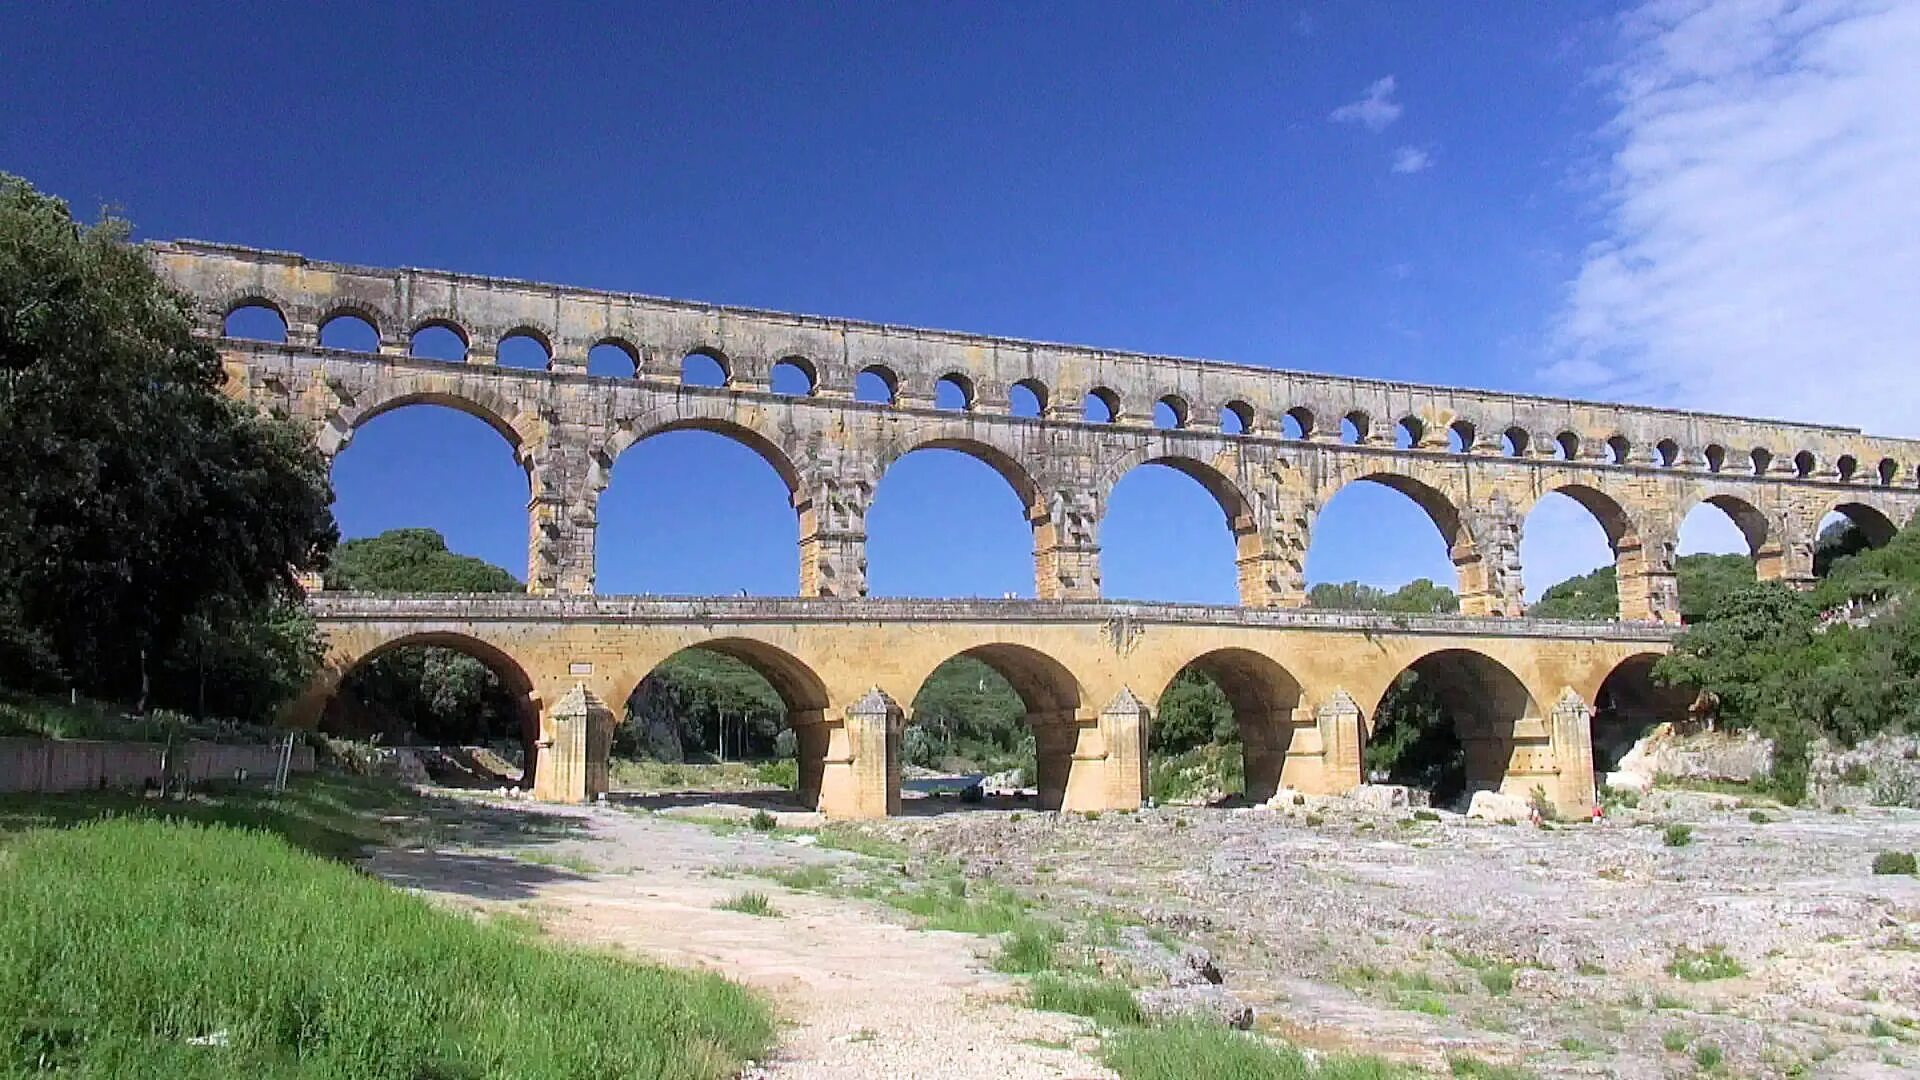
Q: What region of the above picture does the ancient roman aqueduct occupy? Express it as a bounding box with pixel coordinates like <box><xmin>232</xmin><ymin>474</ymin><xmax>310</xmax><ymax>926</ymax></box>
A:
<box><xmin>151</xmin><ymin>241</ymin><xmax>1920</xmax><ymax>817</ymax></box>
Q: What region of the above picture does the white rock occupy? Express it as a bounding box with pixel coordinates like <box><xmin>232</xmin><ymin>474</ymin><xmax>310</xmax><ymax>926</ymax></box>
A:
<box><xmin>1467</xmin><ymin>790</ymin><xmax>1532</xmax><ymax>822</ymax></box>
<box><xmin>1347</xmin><ymin>784</ymin><xmax>1412</xmax><ymax>812</ymax></box>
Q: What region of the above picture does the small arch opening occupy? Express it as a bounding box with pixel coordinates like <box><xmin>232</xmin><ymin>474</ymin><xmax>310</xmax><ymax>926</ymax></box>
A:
<box><xmin>1607</xmin><ymin>435</ymin><xmax>1631</xmax><ymax>465</ymax></box>
<box><xmin>409</xmin><ymin>323</ymin><xmax>468</xmax><ymax>363</ymax></box>
<box><xmin>588</xmin><ymin>340</ymin><xmax>638</xmax><ymax>378</ymax></box>
<box><xmin>1220</xmin><ymin>401</ymin><xmax>1255</xmax><ymax>435</ymax></box>
<box><xmin>1084</xmin><ymin>388</ymin><xmax>1120</xmax><ymax>424</ymax></box>
<box><xmin>935</xmin><ymin>372</ymin><xmax>975</xmax><ymax>411</ymax></box>
<box><xmin>1793</xmin><ymin>450</ymin><xmax>1818</xmax><ymax>478</ymax></box>
<box><xmin>1340</xmin><ymin>411</ymin><xmax>1370</xmax><ymax>445</ymax></box>
<box><xmin>497</xmin><ymin>330</ymin><xmax>551</xmax><ymax>371</ymax></box>
<box><xmin>1704</xmin><ymin>444</ymin><xmax>1727</xmax><ymax>473</ymax></box>
<box><xmin>319</xmin><ymin>313</ymin><xmax>379</xmax><ymax>353</ymax></box>
<box><xmin>681</xmin><ymin>350</ymin><xmax>730</xmax><ymax>387</ymax></box>
<box><xmin>1554</xmin><ymin>432</ymin><xmax>1580</xmax><ymax>461</ymax></box>
<box><xmin>1395</xmin><ymin>417</ymin><xmax>1425</xmax><ymax>450</ymax></box>
<box><xmin>1836</xmin><ymin>454</ymin><xmax>1858</xmax><ymax>482</ymax></box>
<box><xmin>1153</xmin><ymin>395</ymin><xmax>1189</xmax><ymax>430</ymax></box>
<box><xmin>1282</xmin><ymin>407</ymin><xmax>1313</xmax><ymax>440</ymax></box>
<box><xmin>855</xmin><ymin>365</ymin><xmax>897</xmax><ymax>404</ymax></box>
<box><xmin>1502</xmin><ymin>428</ymin><xmax>1529</xmax><ymax>457</ymax></box>
<box><xmin>1656</xmin><ymin>439</ymin><xmax>1680</xmax><ymax>467</ymax></box>
<box><xmin>223</xmin><ymin>302</ymin><xmax>287</xmax><ymax>343</ymax></box>
<box><xmin>1879</xmin><ymin>458</ymin><xmax>1900</xmax><ymax>486</ymax></box>
<box><xmin>1010</xmin><ymin>379</ymin><xmax>1047</xmax><ymax>417</ymax></box>
<box><xmin>1750</xmin><ymin>447</ymin><xmax>1773</xmax><ymax>476</ymax></box>
<box><xmin>1447</xmin><ymin>420</ymin><xmax>1475</xmax><ymax>453</ymax></box>
<box><xmin>770</xmin><ymin>357</ymin><xmax>817</xmax><ymax>397</ymax></box>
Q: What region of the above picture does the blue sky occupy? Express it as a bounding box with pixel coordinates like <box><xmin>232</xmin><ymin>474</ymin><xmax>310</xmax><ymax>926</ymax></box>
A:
<box><xmin>7</xmin><ymin>2</ymin><xmax>1913</xmax><ymax>602</ymax></box>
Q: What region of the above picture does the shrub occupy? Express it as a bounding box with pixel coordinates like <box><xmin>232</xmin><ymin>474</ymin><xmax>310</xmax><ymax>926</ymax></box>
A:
<box><xmin>1872</xmin><ymin>851</ymin><xmax>1917</xmax><ymax>875</ymax></box>
<box><xmin>1662</xmin><ymin>824</ymin><xmax>1693</xmax><ymax>847</ymax></box>
<box><xmin>0</xmin><ymin>818</ymin><xmax>773</xmax><ymax>1077</ymax></box>
<box><xmin>716</xmin><ymin>891</ymin><xmax>780</xmax><ymax>917</ymax></box>
<box><xmin>754</xmin><ymin>759</ymin><xmax>797</xmax><ymax>790</ymax></box>
<box><xmin>1106</xmin><ymin>1021</ymin><xmax>1416</xmax><ymax>1079</ymax></box>
<box><xmin>1747</xmin><ymin>810</ymin><xmax>1770</xmax><ymax>824</ymax></box>
<box><xmin>1693</xmin><ymin>1044</ymin><xmax>1722</xmax><ymax>1069</ymax></box>
<box><xmin>749</xmin><ymin>810</ymin><xmax>778</xmax><ymax>832</ymax></box>
<box><xmin>1666</xmin><ymin>945</ymin><xmax>1744</xmax><ymax>982</ymax></box>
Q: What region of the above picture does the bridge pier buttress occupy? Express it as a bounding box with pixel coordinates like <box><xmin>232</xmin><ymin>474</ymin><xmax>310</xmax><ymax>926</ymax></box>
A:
<box><xmin>816</xmin><ymin>689</ymin><xmax>904</xmax><ymax>819</ymax></box>
<box><xmin>1033</xmin><ymin>484</ymin><xmax>1102</xmax><ymax>601</ymax></box>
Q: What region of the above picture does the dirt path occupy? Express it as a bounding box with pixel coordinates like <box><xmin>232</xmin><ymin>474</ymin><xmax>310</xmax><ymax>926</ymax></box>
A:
<box><xmin>368</xmin><ymin>801</ymin><xmax>1111</xmax><ymax>1080</ymax></box>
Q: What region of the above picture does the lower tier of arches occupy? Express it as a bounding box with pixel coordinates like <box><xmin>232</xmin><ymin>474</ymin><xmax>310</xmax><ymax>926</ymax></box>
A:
<box><xmin>290</xmin><ymin>600</ymin><xmax>1679</xmax><ymax>818</ymax></box>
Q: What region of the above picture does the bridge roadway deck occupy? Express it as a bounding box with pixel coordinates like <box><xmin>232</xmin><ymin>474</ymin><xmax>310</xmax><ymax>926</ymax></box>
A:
<box><xmin>305</xmin><ymin>594</ymin><xmax>1678</xmax><ymax>818</ymax></box>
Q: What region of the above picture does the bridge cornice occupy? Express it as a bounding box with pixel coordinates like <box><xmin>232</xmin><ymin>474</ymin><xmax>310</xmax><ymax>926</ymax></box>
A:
<box><xmin>306</xmin><ymin>593</ymin><xmax>1681</xmax><ymax>643</ymax></box>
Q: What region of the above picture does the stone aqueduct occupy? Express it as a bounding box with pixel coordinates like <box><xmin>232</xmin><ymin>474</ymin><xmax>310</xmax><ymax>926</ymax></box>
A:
<box><xmin>152</xmin><ymin>241</ymin><xmax>1920</xmax><ymax>816</ymax></box>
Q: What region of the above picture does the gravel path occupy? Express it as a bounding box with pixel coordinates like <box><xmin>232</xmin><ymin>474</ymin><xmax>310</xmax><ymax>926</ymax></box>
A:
<box><xmin>367</xmin><ymin>801</ymin><xmax>1112</xmax><ymax>1080</ymax></box>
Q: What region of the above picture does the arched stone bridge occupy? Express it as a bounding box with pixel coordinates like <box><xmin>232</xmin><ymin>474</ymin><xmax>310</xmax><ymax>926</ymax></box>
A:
<box><xmin>149</xmin><ymin>240</ymin><xmax>1920</xmax><ymax>813</ymax></box>
<box><xmin>301</xmin><ymin>594</ymin><xmax>1675</xmax><ymax>817</ymax></box>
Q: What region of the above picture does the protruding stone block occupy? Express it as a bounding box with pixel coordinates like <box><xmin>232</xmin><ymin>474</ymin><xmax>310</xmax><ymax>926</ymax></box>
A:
<box><xmin>531</xmin><ymin>683</ymin><xmax>614</xmax><ymax>804</ymax></box>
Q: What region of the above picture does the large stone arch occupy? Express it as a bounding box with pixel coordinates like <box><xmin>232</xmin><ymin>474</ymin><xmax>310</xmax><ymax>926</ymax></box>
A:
<box><xmin>1152</xmin><ymin>647</ymin><xmax>1306</xmax><ymax>802</ymax></box>
<box><xmin>331</xmin><ymin>388</ymin><xmax>532</xmax><ymax>460</ymax></box>
<box><xmin>1586</xmin><ymin>651</ymin><xmax>1692</xmax><ymax>777</ymax></box>
<box><xmin>1099</xmin><ymin>450</ymin><xmax>1282</xmax><ymax>606</ymax></box>
<box><xmin>1314</xmin><ymin>469</ymin><xmax>1517</xmax><ymax>614</ymax></box>
<box><xmin>612</xmin><ymin>636</ymin><xmax>837</xmax><ymax>809</ymax></box>
<box><xmin>1520</xmin><ymin>481</ymin><xmax>1673</xmax><ymax>623</ymax></box>
<box><xmin>897</xmin><ymin>640</ymin><xmax>1089</xmax><ymax>810</ymax></box>
<box><xmin>1675</xmin><ymin>489</ymin><xmax>1789</xmax><ymax>581</ymax></box>
<box><xmin>1356</xmin><ymin>646</ymin><xmax>1545</xmax><ymax>806</ymax></box>
<box><xmin>290</xmin><ymin>629</ymin><xmax>544</xmax><ymax>784</ymax></box>
<box><xmin>876</xmin><ymin>428</ymin><xmax>1061</xmax><ymax>600</ymax></box>
<box><xmin>1821</xmin><ymin>499</ymin><xmax>1900</xmax><ymax>549</ymax></box>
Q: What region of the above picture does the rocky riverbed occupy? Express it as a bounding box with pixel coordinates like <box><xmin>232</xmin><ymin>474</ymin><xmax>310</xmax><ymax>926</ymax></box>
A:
<box><xmin>840</xmin><ymin>789</ymin><xmax>1920</xmax><ymax>1078</ymax></box>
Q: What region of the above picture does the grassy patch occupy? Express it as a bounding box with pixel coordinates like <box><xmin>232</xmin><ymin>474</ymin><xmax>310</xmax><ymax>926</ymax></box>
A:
<box><xmin>1667</xmin><ymin>945</ymin><xmax>1744</xmax><ymax>982</ymax></box>
<box><xmin>884</xmin><ymin>874</ymin><xmax>1032</xmax><ymax>935</ymax></box>
<box><xmin>1148</xmin><ymin>743</ymin><xmax>1244</xmax><ymax>804</ymax></box>
<box><xmin>513</xmin><ymin>848</ymin><xmax>599</xmax><ymax>874</ymax></box>
<box><xmin>764</xmin><ymin>864</ymin><xmax>837</xmax><ymax>891</ymax></box>
<box><xmin>715</xmin><ymin>891</ymin><xmax>781</xmax><ymax>917</ymax></box>
<box><xmin>1662</xmin><ymin>1028</ymin><xmax>1691</xmax><ymax>1052</ymax></box>
<box><xmin>1693</xmin><ymin>1043</ymin><xmax>1723</xmax><ymax>1069</ymax></box>
<box><xmin>1104</xmin><ymin>1021</ymin><xmax>1417</xmax><ymax>1079</ymax></box>
<box><xmin>814</xmin><ymin>825</ymin><xmax>908</xmax><ymax>860</ymax></box>
<box><xmin>1662</xmin><ymin>823</ymin><xmax>1694</xmax><ymax>847</ymax></box>
<box><xmin>1027</xmin><ymin>974</ymin><xmax>1142</xmax><ymax>1027</ymax></box>
<box><xmin>1447</xmin><ymin>1055</ymin><xmax>1534</xmax><ymax>1079</ymax></box>
<box><xmin>0</xmin><ymin>818</ymin><xmax>772</xmax><ymax>1078</ymax></box>
<box><xmin>749</xmin><ymin>809</ymin><xmax>778</xmax><ymax>832</ymax></box>
<box><xmin>994</xmin><ymin>922</ymin><xmax>1064</xmax><ymax>974</ymax></box>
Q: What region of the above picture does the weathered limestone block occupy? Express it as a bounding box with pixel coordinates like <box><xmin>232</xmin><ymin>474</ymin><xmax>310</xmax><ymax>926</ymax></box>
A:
<box><xmin>818</xmin><ymin>688</ymin><xmax>902</xmax><ymax>819</ymax></box>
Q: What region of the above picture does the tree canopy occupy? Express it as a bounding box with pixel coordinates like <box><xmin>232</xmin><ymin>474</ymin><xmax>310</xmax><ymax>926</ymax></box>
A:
<box><xmin>0</xmin><ymin>174</ymin><xmax>335</xmax><ymax>715</ymax></box>
<box><xmin>1307</xmin><ymin>579</ymin><xmax>1460</xmax><ymax>614</ymax></box>
<box><xmin>327</xmin><ymin>529</ymin><xmax>522</xmax><ymax>592</ymax></box>
<box><xmin>1527</xmin><ymin>553</ymin><xmax>1754</xmax><ymax>623</ymax></box>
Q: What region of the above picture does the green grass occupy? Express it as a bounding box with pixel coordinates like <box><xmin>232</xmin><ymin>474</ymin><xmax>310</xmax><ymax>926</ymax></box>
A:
<box><xmin>1027</xmin><ymin>974</ymin><xmax>1143</xmax><ymax>1027</ymax></box>
<box><xmin>1693</xmin><ymin>1043</ymin><xmax>1723</xmax><ymax>1069</ymax></box>
<box><xmin>1663</xmin><ymin>823</ymin><xmax>1694</xmax><ymax>847</ymax></box>
<box><xmin>764</xmin><ymin>864</ymin><xmax>836</xmax><ymax>891</ymax></box>
<box><xmin>0</xmin><ymin>817</ymin><xmax>773</xmax><ymax>1078</ymax></box>
<box><xmin>749</xmin><ymin>809</ymin><xmax>778</xmax><ymax>832</ymax></box>
<box><xmin>513</xmin><ymin>848</ymin><xmax>600</xmax><ymax>874</ymax></box>
<box><xmin>1446</xmin><ymin>1055</ymin><xmax>1534</xmax><ymax>1079</ymax></box>
<box><xmin>884</xmin><ymin>874</ymin><xmax>1035</xmax><ymax>935</ymax></box>
<box><xmin>1103</xmin><ymin>1022</ymin><xmax>1416</xmax><ymax>1079</ymax></box>
<box><xmin>813</xmin><ymin>825</ymin><xmax>908</xmax><ymax>860</ymax></box>
<box><xmin>993</xmin><ymin>922</ymin><xmax>1064</xmax><ymax>974</ymax></box>
<box><xmin>1662</xmin><ymin>1029</ymin><xmax>1691</xmax><ymax>1052</ymax></box>
<box><xmin>1667</xmin><ymin>945</ymin><xmax>1745</xmax><ymax>982</ymax></box>
<box><xmin>715</xmin><ymin>891</ymin><xmax>781</xmax><ymax>917</ymax></box>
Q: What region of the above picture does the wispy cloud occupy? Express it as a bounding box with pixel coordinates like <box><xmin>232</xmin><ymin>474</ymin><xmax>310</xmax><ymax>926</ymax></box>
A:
<box><xmin>1551</xmin><ymin>0</ymin><xmax>1920</xmax><ymax>436</ymax></box>
<box><xmin>1329</xmin><ymin>76</ymin><xmax>1402</xmax><ymax>132</ymax></box>
<box><xmin>1390</xmin><ymin>145</ymin><xmax>1432</xmax><ymax>174</ymax></box>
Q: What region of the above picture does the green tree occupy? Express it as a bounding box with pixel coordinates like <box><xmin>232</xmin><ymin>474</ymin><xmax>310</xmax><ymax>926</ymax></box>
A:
<box><xmin>327</xmin><ymin>528</ymin><xmax>522</xmax><ymax>592</ymax></box>
<box><xmin>1308</xmin><ymin>579</ymin><xmax>1458</xmax><ymax>614</ymax></box>
<box><xmin>1527</xmin><ymin>554</ymin><xmax>1755</xmax><ymax>623</ymax></box>
<box><xmin>1150</xmin><ymin>669</ymin><xmax>1235</xmax><ymax>754</ymax></box>
<box><xmin>0</xmin><ymin>174</ymin><xmax>334</xmax><ymax>715</ymax></box>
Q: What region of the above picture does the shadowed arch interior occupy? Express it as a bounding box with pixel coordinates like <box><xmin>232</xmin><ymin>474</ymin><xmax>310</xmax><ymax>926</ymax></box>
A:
<box><xmin>1365</xmin><ymin>648</ymin><xmax>1537</xmax><ymax>805</ymax></box>
<box><xmin>1590</xmin><ymin>653</ymin><xmax>1692</xmax><ymax>777</ymax></box>
<box><xmin>1826</xmin><ymin>501</ymin><xmax>1898</xmax><ymax>549</ymax></box>
<box><xmin>323</xmin><ymin>632</ymin><xmax>541</xmax><ymax>787</ymax></box>
<box><xmin>910</xmin><ymin>643</ymin><xmax>1083</xmax><ymax>810</ymax></box>
<box><xmin>1156</xmin><ymin>648</ymin><xmax>1303</xmax><ymax>803</ymax></box>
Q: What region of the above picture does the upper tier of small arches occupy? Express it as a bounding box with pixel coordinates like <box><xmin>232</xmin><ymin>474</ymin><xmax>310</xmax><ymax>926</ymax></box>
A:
<box><xmin>218</xmin><ymin>297</ymin><xmax>1918</xmax><ymax>490</ymax></box>
<box><xmin>176</xmin><ymin>236</ymin><xmax>1917</xmax><ymax>493</ymax></box>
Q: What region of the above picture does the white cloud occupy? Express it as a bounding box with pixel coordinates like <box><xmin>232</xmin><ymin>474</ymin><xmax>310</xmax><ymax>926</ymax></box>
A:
<box><xmin>1329</xmin><ymin>76</ymin><xmax>1402</xmax><ymax>132</ymax></box>
<box><xmin>1390</xmin><ymin>145</ymin><xmax>1432</xmax><ymax>174</ymax></box>
<box><xmin>1552</xmin><ymin>0</ymin><xmax>1920</xmax><ymax>437</ymax></box>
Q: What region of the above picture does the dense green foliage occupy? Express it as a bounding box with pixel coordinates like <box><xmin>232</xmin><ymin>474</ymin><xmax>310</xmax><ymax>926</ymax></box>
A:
<box><xmin>1528</xmin><ymin>554</ymin><xmax>1755</xmax><ymax>622</ymax></box>
<box><xmin>622</xmin><ymin>649</ymin><xmax>787</xmax><ymax>760</ymax></box>
<box><xmin>904</xmin><ymin>656</ymin><xmax>1030</xmax><ymax>771</ymax></box>
<box><xmin>1103</xmin><ymin>1021</ymin><xmax>1413</xmax><ymax>1080</ymax></box>
<box><xmin>1308</xmin><ymin>578</ymin><xmax>1461</xmax><ymax>613</ymax></box>
<box><xmin>326</xmin><ymin>530</ymin><xmax>526</xmax><ymax>747</ymax></box>
<box><xmin>0</xmin><ymin>174</ymin><xmax>335</xmax><ymax>717</ymax></box>
<box><xmin>0</xmin><ymin>817</ymin><xmax>773</xmax><ymax>1078</ymax></box>
<box><xmin>1655</xmin><ymin>522</ymin><xmax>1920</xmax><ymax>799</ymax></box>
<box><xmin>1150</xmin><ymin>669</ymin><xmax>1236</xmax><ymax>753</ymax></box>
<box><xmin>327</xmin><ymin>528</ymin><xmax>522</xmax><ymax>592</ymax></box>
